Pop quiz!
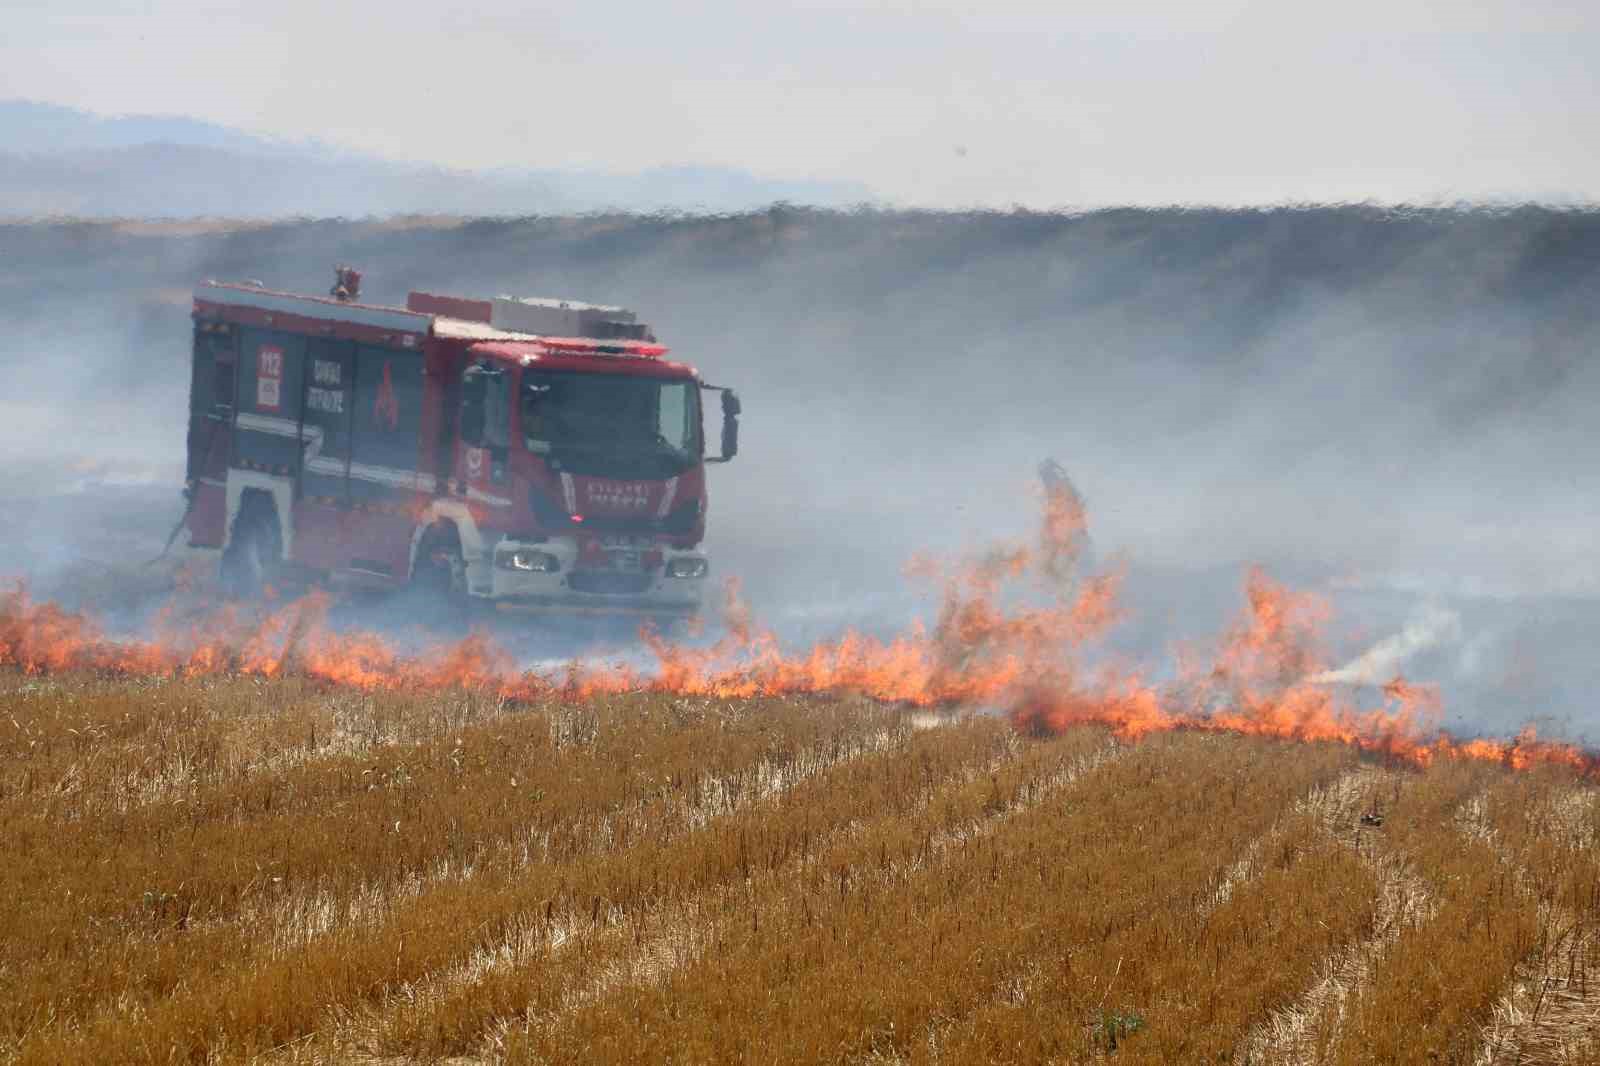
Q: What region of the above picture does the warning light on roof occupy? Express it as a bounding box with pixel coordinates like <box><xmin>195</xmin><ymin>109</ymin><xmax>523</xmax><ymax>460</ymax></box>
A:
<box><xmin>538</xmin><ymin>338</ymin><xmax>669</xmax><ymax>358</ymax></box>
<box><xmin>571</xmin><ymin>514</ymin><xmax>585</xmax><ymax>523</ymax></box>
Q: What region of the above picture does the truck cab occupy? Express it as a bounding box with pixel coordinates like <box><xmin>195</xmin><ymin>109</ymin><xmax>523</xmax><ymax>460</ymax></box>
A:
<box><xmin>442</xmin><ymin>335</ymin><xmax>735</xmax><ymax>613</ymax></box>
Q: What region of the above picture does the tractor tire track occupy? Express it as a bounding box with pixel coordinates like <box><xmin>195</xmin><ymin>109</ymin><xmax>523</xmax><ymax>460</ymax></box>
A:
<box><xmin>1471</xmin><ymin>786</ymin><xmax>1600</xmax><ymax>1066</ymax></box>
<box><xmin>261</xmin><ymin>718</ymin><xmax>1025</xmax><ymax>1064</ymax></box>
<box><xmin>316</xmin><ymin>734</ymin><xmax>1122</xmax><ymax>1063</ymax></box>
<box><xmin>1233</xmin><ymin>767</ymin><xmax>1436</xmax><ymax>1066</ymax></box>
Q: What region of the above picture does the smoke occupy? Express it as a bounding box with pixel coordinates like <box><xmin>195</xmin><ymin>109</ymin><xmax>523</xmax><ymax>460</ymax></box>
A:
<box><xmin>1309</xmin><ymin>603</ymin><xmax>1464</xmax><ymax>686</ymax></box>
<box><xmin>3</xmin><ymin>206</ymin><xmax>1600</xmax><ymax>735</ymax></box>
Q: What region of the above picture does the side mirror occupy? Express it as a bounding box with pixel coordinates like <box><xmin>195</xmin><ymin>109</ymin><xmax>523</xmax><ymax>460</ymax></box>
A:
<box><xmin>705</xmin><ymin>386</ymin><xmax>740</xmax><ymax>463</ymax></box>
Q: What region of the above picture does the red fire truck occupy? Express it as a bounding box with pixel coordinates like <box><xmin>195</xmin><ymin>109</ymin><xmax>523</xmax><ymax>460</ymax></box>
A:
<box><xmin>183</xmin><ymin>269</ymin><xmax>739</xmax><ymax>617</ymax></box>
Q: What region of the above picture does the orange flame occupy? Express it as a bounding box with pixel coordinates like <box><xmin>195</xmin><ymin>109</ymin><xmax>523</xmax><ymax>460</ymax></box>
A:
<box><xmin>2</xmin><ymin>477</ymin><xmax>1596</xmax><ymax>779</ymax></box>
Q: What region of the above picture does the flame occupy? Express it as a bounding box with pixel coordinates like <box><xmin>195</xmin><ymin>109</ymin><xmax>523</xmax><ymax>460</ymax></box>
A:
<box><xmin>2</xmin><ymin>474</ymin><xmax>1597</xmax><ymax>779</ymax></box>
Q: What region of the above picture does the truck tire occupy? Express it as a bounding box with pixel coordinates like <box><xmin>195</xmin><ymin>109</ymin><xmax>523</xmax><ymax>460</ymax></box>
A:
<box><xmin>412</xmin><ymin>524</ymin><xmax>470</xmax><ymax>620</ymax></box>
<box><xmin>220</xmin><ymin>497</ymin><xmax>282</xmax><ymax>600</ymax></box>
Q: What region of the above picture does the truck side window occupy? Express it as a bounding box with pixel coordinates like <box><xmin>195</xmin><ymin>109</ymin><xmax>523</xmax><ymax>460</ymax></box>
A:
<box><xmin>483</xmin><ymin>371</ymin><xmax>509</xmax><ymax>451</ymax></box>
<box><xmin>460</xmin><ymin>364</ymin><xmax>509</xmax><ymax>451</ymax></box>
<box><xmin>460</xmin><ymin>367</ymin><xmax>487</xmax><ymax>444</ymax></box>
<box><xmin>657</xmin><ymin>382</ymin><xmax>690</xmax><ymax>454</ymax></box>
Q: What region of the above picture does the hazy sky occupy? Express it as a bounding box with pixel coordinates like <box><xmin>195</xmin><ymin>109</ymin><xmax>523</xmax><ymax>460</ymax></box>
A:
<box><xmin>6</xmin><ymin>0</ymin><xmax>1600</xmax><ymax>205</ymax></box>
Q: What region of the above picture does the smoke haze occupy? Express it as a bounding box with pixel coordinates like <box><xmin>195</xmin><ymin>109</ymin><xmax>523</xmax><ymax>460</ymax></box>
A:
<box><xmin>1</xmin><ymin>206</ymin><xmax>1596</xmax><ymax>735</ymax></box>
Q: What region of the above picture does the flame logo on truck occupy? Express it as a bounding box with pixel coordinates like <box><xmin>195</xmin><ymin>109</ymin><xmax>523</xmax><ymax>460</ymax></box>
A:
<box><xmin>373</xmin><ymin>361</ymin><xmax>400</xmax><ymax>430</ymax></box>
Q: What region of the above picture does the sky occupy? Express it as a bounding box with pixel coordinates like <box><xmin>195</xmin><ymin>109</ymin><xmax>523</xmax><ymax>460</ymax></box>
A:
<box><xmin>5</xmin><ymin>1</ymin><xmax>1600</xmax><ymax>205</ymax></box>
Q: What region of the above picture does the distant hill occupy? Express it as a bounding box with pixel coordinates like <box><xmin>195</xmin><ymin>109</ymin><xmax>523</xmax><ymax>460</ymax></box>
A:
<box><xmin>0</xmin><ymin>99</ymin><xmax>315</xmax><ymax>157</ymax></box>
<box><xmin>0</xmin><ymin>100</ymin><xmax>872</xmax><ymax>218</ymax></box>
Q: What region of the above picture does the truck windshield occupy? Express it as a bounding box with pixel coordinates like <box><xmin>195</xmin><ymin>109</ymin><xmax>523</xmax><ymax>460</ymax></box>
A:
<box><xmin>521</xmin><ymin>370</ymin><xmax>698</xmax><ymax>473</ymax></box>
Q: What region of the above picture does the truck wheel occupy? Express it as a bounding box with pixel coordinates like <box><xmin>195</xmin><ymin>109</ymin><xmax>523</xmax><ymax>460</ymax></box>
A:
<box><xmin>220</xmin><ymin>501</ymin><xmax>282</xmax><ymax>600</ymax></box>
<box><xmin>413</xmin><ymin>525</ymin><xmax>470</xmax><ymax>620</ymax></box>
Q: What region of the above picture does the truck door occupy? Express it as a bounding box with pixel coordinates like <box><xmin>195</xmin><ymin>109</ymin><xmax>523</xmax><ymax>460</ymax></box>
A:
<box><xmin>456</xmin><ymin>362</ymin><xmax>511</xmax><ymax>506</ymax></box>
<box><xmin>235</xmin><ymin>327</ymin><xmax>307</xmax><ymax>477</ymax></box>
<box><xmin>348</xmin><ymin>344</ymin><xmax>428</xmax><ymax>505</ymax></box>
<box><xmin>185</xmin><ymin>322</ymin><xmax>238</xmax><ymax>547</ymax></box>
<box><xmin>187</xmin><ymin>324</ymin><xmax>236</xmax><ymax>481</ymax></box>
<box><xmin>300</xmin><ymin>339</ymin><xmax>354</xmax><ymax>504</ymax></box>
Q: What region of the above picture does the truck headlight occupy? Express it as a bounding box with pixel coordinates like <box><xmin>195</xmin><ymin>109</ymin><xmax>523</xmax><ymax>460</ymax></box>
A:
<box><xmin>665</xmin><ymin>557</ymin><xmax>708</xmax><ymax>579</ymax></box>
<box><xmin>499</xmin><ymin>549</ymin><xmax>561</xmax><ymax>573</ymax></box>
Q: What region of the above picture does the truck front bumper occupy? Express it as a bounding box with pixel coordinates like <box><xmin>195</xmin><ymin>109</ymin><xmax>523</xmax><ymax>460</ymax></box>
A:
<box><xmin>470</xmin><ymin>537</ymin><xmax>708</xmax><ymax>616</ymax></box>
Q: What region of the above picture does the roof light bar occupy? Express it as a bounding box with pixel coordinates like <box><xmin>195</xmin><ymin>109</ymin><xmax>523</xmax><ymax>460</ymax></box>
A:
<box><xmin>537</xmin><ymin>338</ymin><xmax>669</xmax><ymax>358</ymax></box>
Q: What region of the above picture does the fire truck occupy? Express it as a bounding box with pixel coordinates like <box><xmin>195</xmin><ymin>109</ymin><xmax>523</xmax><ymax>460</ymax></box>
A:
<box><xmin>183</xmin><ymin>269</ymin><xmax>740</xmax><ymax>617</ymax></box>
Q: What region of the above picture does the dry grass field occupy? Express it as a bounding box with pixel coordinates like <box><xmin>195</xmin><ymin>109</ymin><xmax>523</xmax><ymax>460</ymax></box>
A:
<box><xmin>3</xmin><ymin>668</ymin><xmax>1600</xmax><ymax>1065</ymax></box>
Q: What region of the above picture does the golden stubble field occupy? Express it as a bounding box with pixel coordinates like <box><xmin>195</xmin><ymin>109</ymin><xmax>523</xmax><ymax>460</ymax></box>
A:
<box><xmin>4</xmin><ymin>671</ymin><xmax>1600</xmax><ymax>1065</ymax></box>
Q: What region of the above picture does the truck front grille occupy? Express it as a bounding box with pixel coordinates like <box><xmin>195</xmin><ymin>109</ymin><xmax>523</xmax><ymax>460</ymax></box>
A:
<box><xmin>568</xmin><ymin>571</ymin><xmax>655</xmax><ymax>596</ymax></box>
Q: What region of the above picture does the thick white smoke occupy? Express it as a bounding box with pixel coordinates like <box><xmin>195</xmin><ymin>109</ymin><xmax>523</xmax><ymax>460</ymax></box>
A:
<box><xmin>1309</xmin><ymin>603</ymin><xmax>1463</xmax><ymax>686</ymax></box>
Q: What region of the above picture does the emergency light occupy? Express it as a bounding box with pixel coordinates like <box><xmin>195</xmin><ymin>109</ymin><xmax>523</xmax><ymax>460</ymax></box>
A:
<box><xmin>537</xmin><ymin>338</ymin><xmax>669</xmax><ymax>358</ymax></box>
